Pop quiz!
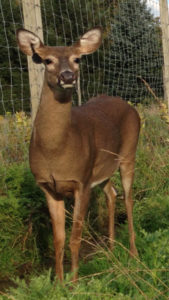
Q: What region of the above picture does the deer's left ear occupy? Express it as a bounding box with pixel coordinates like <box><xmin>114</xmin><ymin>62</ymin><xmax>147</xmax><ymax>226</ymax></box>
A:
<box><xmin>76</xmin><ymin>27</ymin><xmax>102</xmax><ymax>55</ymax></box>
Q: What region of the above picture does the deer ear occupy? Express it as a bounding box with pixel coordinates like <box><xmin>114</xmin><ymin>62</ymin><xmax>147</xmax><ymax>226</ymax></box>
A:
<box><xmin>17</xmin><ymin>28</ymin><xmax>44</xmax><ymax>56</ymax></box>
<box><xmin>76</xmin><ymin>27</ymin><xmax>102</xmax><ymax>55</ymax></box>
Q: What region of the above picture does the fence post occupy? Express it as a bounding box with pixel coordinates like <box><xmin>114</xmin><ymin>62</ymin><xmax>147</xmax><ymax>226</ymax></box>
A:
<box><xmin>21</xmin><ymin>0</ymin><xmax>44</xmax><ymax>123</ymax></box>
<box><xmin>160</xmin><ymin>0</ymin><xmax>169</xmax><ymax>113</ymax></box>
<box><xmin>77</xmin><ymin>72</ymin><xmax>82</xmax><ymax>106</ymax></box>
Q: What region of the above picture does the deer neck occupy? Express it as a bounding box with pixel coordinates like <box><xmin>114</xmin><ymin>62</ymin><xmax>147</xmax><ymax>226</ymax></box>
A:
<box><xmin>33</xmin><ymin>80</ymin><xmax>72</xmax><ymax>149</ymax></box>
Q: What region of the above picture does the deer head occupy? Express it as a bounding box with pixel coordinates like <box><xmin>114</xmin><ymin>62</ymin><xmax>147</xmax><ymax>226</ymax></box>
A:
<box><xmin>17</xmin><ymin>28</ymin><xmax>102</xmax><ymax>91</ymax></box>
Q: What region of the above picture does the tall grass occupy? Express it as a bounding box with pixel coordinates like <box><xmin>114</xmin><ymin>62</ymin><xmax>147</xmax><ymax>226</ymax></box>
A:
<box><xmin>0</xmin><ymin>104</ymin><xmax>169</xmax><ymax>299</ymax></box>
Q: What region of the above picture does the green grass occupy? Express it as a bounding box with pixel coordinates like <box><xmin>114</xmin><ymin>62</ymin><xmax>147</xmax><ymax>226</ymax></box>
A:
<box><xmin>0</xmin><ymin>105</ymin><xmax>169</xmax><ymax>299</ymax></box>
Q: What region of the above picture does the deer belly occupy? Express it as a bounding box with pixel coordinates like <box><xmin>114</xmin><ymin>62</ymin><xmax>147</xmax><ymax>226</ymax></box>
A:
<box><xmin>91</xmin><ymin>154</ymin><xmax>120</xmax><ymax>188</ymax></box>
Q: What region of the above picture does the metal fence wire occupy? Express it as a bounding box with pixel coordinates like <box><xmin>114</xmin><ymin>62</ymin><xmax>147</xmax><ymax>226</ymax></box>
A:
<box><xmin>0</xmin><ymin>0</ymin><xmax>165</xmax><ymax>115</ymax></box>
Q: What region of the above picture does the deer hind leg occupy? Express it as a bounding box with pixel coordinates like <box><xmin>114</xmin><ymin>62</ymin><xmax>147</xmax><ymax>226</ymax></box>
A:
<box><xmin>43</xmin><ymin>189</ymin><xmax>65</xmax><ymax>281</ymax></box>
<box><xmin>69</xmin><ymin>187</ymin><xmax>90</xmax><ymax>282</ymax></box>
<box><xmin>103</xmin><ymin>180</ymin><xmax>117</xmax><ymax>250</ymax></box>
<box><xmin>119</xmin><ymin>161</ymin><xmax>138</xmax><ymax>257</ymax></box>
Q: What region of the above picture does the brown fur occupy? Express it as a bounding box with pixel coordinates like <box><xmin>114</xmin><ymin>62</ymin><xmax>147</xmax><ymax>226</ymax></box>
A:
<box><xmin>17</xmin><ymin>28</ymin><xmax>140</xmax><ymax>282</ymax></box>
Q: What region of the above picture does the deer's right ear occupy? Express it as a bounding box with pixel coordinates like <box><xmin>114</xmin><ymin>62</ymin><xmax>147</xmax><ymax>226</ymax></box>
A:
<box><xmin>17</xmin><ymin>29</ymin><xmax>44</xmax><ymax>56</ymax></box>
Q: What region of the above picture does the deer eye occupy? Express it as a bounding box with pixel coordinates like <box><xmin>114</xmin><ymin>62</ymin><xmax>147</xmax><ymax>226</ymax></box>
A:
<box><xmin>44</xmin><ymin>59</ymin><xmax>52</xmax><ymax>65</ymax></box>
<box><xmin>74</xmin><ymin>58</ymin><xmax>80</xmax><ymax>64</ymax></box>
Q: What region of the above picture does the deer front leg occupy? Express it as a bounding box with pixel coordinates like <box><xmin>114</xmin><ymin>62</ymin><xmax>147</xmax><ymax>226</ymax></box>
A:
<box><xmin>44</xmin><ymin>192</ymin><xmax>65</xmax><ymax>281</ymax></box>
<box><xmin>69</xmin><ymin>187</ymin><xmax>90</xmax><ymax>282</ymax></box>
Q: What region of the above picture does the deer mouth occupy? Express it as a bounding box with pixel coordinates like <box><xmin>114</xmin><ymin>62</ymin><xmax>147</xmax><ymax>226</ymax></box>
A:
<box><xmin>60</xmin><ymin>80</ymin><xmax>76</xmax><ymax>89</ymax></box>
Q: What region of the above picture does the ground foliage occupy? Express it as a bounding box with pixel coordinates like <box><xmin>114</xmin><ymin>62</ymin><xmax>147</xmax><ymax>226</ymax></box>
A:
<box><xmin>0</xmin><ymin>104</ymin><xmax>169</xmax><ymax>299</ymax></box>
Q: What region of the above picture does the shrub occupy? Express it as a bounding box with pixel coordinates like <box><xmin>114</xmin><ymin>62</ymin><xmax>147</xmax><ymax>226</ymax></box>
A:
<box><xmin>0</xmin><ymin>112</ymin><xmax>31</xmax><ymax>165</ymax></box>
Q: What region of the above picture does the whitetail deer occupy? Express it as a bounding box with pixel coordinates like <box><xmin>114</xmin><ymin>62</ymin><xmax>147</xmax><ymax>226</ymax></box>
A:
<box><xmin>17</xmin><ymin>27</ymin><xmax>140</xmax><ymax>282</ymax></box>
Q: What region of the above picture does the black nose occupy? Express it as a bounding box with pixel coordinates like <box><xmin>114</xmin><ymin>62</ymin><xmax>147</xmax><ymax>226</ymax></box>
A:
<box><xmin>60</xmin><ymin>71</ymin><xmax>75</xmax><ymax>84</ymax></box>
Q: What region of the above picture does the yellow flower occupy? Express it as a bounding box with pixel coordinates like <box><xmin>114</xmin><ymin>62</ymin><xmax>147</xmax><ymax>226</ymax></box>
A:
<box><xmin>0</xmin><ymin>115</ymin><xmax>4</xmax><ymax>122</ymax></box>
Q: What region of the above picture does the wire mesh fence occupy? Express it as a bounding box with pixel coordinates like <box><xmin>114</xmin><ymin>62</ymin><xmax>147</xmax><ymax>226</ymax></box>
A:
<box><xmin>0</xmin><ymin>0</ymin><xmax>164</xmax><ymax>115</ymax></box>
<box><xmin>1</xmin><ymin>2</ymin><xmax>169</xmax><ymax>293</ymax></box>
